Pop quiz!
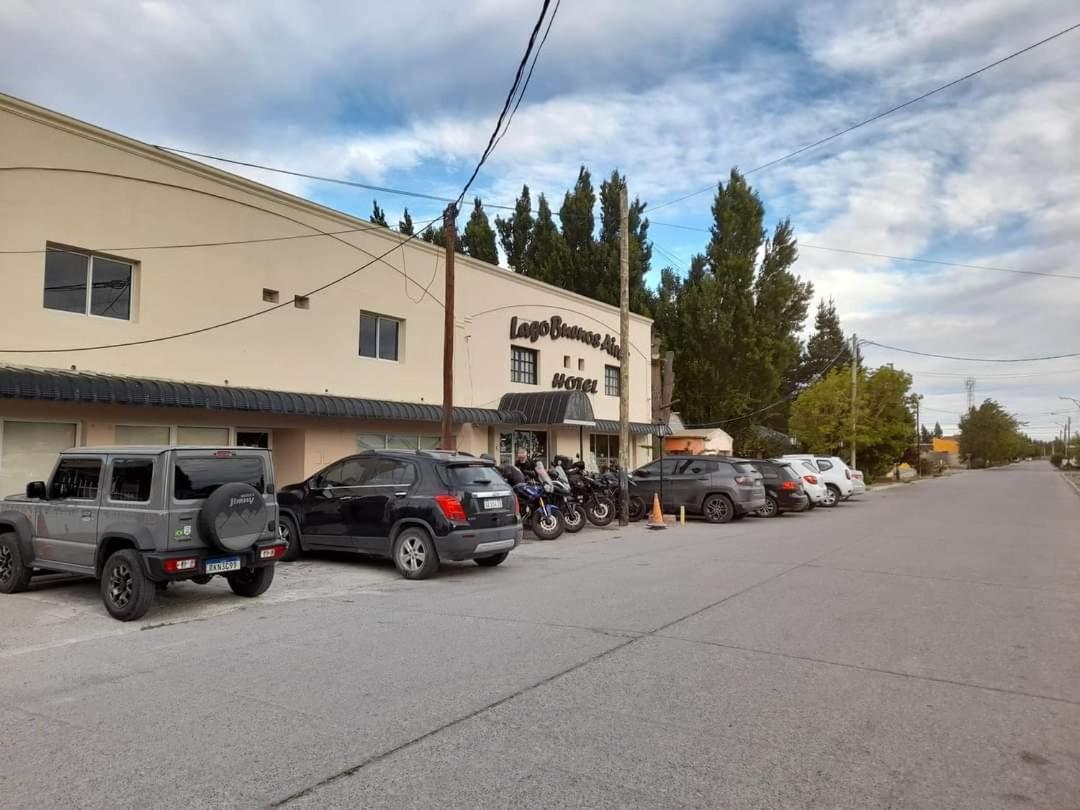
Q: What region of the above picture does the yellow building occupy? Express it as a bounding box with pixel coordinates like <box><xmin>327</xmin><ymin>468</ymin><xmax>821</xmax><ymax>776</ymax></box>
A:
<box><xmin>932</xmin><ymin>437</ymin><xmax>960</xmax><ymax>454</ymax></box>
<box><xmin>0</xmin><ymin>93</ymin><xmax>658</xmax><ymax>493</ymax></box>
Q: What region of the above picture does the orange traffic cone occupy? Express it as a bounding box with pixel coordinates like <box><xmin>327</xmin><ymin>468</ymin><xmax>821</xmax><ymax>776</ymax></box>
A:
<box><xmin>647</xmin><ymin>492</ymin><xmax>667</xmax><ymax>530</ymax></box>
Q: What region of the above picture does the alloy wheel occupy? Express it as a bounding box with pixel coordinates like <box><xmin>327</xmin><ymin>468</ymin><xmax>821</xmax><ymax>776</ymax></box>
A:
<box><xmin>108</xmin><ymin>561</ymin><xmax>133</xmax><ymax>609</ymax></box>
<box><xmin>822</xmin><ymin>488</ymin><xmax>837</xmax><ymax>506</ymax></box>
<box><xmin>278</xmin><ymin>521</ymin><xmax>290</xmax><ymax>544</ymax></box>
<box><xmin>398</xmin><ymin>536</ymin><xmax>426</xmax><ymax>573</ymax></box>
<box><xmin>0</xmin><ymin>544</ymin><xmax>13</xmax><ymax>583</ymax></box>
<box><xmin>760</xmin><ymin>498</ymin><xmax>778</xmax><ymax>517</ymax></box>
<box><xmin>706</xmin><ymin>498</ymin><xmax>730</xmax><ymax>522</ymax></box>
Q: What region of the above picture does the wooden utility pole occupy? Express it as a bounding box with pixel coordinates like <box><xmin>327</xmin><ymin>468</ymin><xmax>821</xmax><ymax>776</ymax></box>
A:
<box><xmin>618</xmin><ymin>184</ymin><xmax>631</xmax><ymax>526</ymax></box>
<box><xmin>850</xmin><ymin>332</ymin><xmax>858</xmax><ymax>470</ymax></box>
<box><xmin>440</xmin><ymin>204</ymin><xmax>457</xmax><ymax>450</ymax></box>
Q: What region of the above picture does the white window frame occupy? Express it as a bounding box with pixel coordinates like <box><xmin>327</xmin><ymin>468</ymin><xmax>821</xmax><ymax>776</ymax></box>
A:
<box><xmin>359</xmin><ymin>311</ymin><xmax>403</xmax><ymax>363</ymax></box>
<box><xmin>356</xmin><ymin>433</ymin><xmax>440</xmax><ymax>451</ymax></box>
<box><xmin>112</xmin><ymin>424</ymin><xmax>236</xmax><ymax>445</ymax></box>
<box><xmin>43</xmin><ymin>245</ymin><xmax>137</xmax><ymax>322</ymax></box>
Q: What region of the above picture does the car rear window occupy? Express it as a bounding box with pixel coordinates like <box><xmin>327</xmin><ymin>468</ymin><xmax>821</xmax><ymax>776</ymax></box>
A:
<box><xmin>776</xmin><ymin>464</ymin><xmax>801</xmax><ymax>481</ymax></box>
<box><xmin>174</xmin><ymin>456</ymin><xmax>265</xmax><ymax>500</ymax></box>
<box><xmin>732</xmin><ymin>462</ymin><xmax>757</xmax><ymax>474</ymax></box>
<box><xmin>442</xmin><ymin>464</ymin><xmax>507</xmax><ymax>488</ymax></box>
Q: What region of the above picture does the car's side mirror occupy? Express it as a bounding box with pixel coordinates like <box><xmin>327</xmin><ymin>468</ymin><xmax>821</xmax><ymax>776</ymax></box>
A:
<box><xmin>26</xmin><ymin>481</ymin><xmax>46</xmax><ymax>499</ymax></box>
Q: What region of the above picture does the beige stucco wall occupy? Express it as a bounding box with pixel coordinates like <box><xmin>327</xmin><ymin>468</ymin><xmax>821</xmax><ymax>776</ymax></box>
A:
<box><xmin>0</xmin><ymin>96</ymin><xmax>653</xmax><ymax>427</ymax></box>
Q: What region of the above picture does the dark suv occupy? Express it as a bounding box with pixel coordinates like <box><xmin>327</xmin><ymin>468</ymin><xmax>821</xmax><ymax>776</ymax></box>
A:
<box><xmin>746</xmin><ymin>460</ymin><xmax>809</xmax><ymax>517</ymax></box>
<box><xmin>629</xmin><ymin>455</ymin><xmax>766</xmax><ymax>523</ymax></box>
<box><xmin>276</xmin><ymin>450</ymin><xmax>521</xmax><ymax>579</ymax></box>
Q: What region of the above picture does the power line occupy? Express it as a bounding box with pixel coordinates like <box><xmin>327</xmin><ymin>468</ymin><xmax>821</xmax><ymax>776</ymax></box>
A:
<box><xmin>456</xmin><ymin>0</ymin><xmax>553</xmax><ymax>207</ymax></box>
<box><xmin>648</xmin><ymin>21</ymin><xmax>1080</xmax><ymax>213</ymax></box>
<box><xmin>863</xmin><ymin>340</ymin><xmax>1080</xmax><ymax>363</ymax></box>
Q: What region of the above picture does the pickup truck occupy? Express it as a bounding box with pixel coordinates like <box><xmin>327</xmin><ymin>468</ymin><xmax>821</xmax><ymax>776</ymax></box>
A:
<box><xmin>0</xmin><ymin>445</ymin><xmax>287</xmax><ymax>621</ymax></box>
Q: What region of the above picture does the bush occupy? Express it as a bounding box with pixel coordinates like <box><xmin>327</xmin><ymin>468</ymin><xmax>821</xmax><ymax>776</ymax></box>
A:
<box><xmin>1051</xmin><ymin>454</ymin><xmax>1063</xmax><ymax>468</ymax></box>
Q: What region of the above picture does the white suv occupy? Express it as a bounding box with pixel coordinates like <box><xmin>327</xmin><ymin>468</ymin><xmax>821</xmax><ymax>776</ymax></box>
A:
<box><xmin>781</xmin><ymin>455</ymin><xmax>853</xmax><ymax>506</ymax></box>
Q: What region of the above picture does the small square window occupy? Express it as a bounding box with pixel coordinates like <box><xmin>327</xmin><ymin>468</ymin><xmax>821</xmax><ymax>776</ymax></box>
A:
<box><xmin>294</xmin><ymin>295</ymin><xmax>310</xmax><ymax>309</ymax></box>
<box><xmin>578</xmin><ymin>358</ymin><xmax>585</xmax><ymax>371</ymax></box>
<box><xmin>563</xmin><ymin>355</ymin><xmax>571</xmax><ymax>369</ymax></box>
<box><xmin>511</xmin><ymin>346</ymin><xmax>538</xmax><ymax>385</ymax></box>
<box><xmin>263</xmin><ymin>288</ymin><xmax>279</xmax><ymax>303</ymax></box>
<box><xmin>605</xmin><ymin>365</ymin><xmax>620</xmax><ymax>397</ymax></box>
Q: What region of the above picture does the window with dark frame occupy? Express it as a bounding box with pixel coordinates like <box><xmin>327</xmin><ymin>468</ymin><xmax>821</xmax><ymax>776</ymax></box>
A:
<box><xmin>359</xmin><ymin>312</ymin><xmax>401</xmax><ymax>361</ymax></box>
<box><xmin>604</xmin><ymin>365</ymin><xmax>620</xmax><ymax>396</ymax></box>
<box><xmin>511</xmin><ymin>346</ymin><xmax>538</xmax><ymax>384</ymax></box>
<box><xmin>43</xmin><ymin>246</ymin><xmax>133</xmax><ymax>320</ymax></box>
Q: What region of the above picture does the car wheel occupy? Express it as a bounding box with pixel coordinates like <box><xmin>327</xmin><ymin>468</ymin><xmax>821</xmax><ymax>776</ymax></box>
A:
<box><xmin>0</xmin><ymin>533</ymin><xmax>32</xmax><ymax>594</ymax></box>
<box><xmin>822</xmin><ymin>485</ymin><xmax>840</xmax><ymax>507</ymax></box>
<box><xmin>475</xmin><ymin>552</ymin><xmax>509</xmax><ymax>567</ymax></box>
<box><xmin>759</xmin><ymin>495</ymin><xmax>779</xmax><ymax>518</ymax></box>
<box><xmin>227</xmin><ymin>565</ymin><xmax>275</xmax><ymax>597</ymax></box>
<box><xmin>101</xmin><ymin>549</ymin><xmax>155</xmax><ymax>622</ymax></box>
<box><xmin>278</xmin><ymin>515</ymin><xmax>302</xmax><ymax>561</ymax></box>
<box><xmin>703</xmin><ymin>494</ymin><xmax>734</xmax><ymax>524</ymax></box>
<box><xmin>393</xmin><ymin>528</ymin><xmax>439</xmax><ymax>579</ymax></box>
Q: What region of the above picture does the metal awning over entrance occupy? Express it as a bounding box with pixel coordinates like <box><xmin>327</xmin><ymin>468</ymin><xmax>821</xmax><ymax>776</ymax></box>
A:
<box><xmin>498</xmin><ymin>390</ymin><xmax>595</xmax><ymax>427</ymax></box>
<box><xmin>0</xmin><ymin>366</ymin><xmax>514</xmax><ymax>425</ymax></box>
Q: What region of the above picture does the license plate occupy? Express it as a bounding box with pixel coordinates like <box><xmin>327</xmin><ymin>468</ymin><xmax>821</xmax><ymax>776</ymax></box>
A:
<box><xmin>205</xmin><ymin>556</ymin><xmax>241</xmax><ymax>574</ymax></box>
<box><xmin>483</xmin><ymin>498</ymin><xmax>502</xmax><ymax>510</ymax></box>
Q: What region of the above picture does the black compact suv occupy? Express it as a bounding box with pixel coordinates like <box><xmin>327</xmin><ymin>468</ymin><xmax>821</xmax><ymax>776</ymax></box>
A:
<box><xmin>276</xmin><ymin>450</ymin><xmax>521</xmax><ymax>579</ymax></box>
<box><xmin>746</xmin><ymin>460</ymin><xmax>810</xmax><ymax>517</ymax></box>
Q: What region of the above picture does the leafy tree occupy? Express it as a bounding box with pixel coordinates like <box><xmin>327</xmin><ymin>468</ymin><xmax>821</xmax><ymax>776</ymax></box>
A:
<box><xmin>933</xmin><ymin>421</ymin><xmax>943</xmax><ymax>438</ymax></box>
<box><xmin>460</xmin><ymin>197</ymin><xmax>498</xmax><ymax>264</ymax></box>
<box><xmin>370</xmin><ymin>200</ymin><xmax>388</xmax><ymax>227</ymax></box>
<box><xmin>495</xmin><ymin>185</ymin><xmax>533</xmax><ymax>274</ymax></box>
<box><xmin>795</xmin><ymin>299</ymin><xmax>851</xmax><ymax>389</ymax></box>
<box><xmin>789</xmin><ymin>365</ymin><xmax>915</xmax><ymax>476</ymax></box>
<box><xmin>398</xmin><ymin>208</ymin><xmax>414</xmax><ymax>236</ymax></box>
<box><xmin>959</xmin><ymin>400</ymin><xmax>1021</xmax><ymax>467</ymax></box>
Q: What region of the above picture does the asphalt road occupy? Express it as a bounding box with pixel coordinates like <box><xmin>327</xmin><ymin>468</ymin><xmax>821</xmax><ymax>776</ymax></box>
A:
<box><xmin>2</xmin><ymin>462</ymin><xmax>1078</xmax><ymax>808</ymax></box>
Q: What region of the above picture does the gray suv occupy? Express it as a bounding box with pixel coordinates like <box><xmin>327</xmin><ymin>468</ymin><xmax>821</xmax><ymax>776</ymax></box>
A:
<box><xmin>0</xmin><ymin>446</ymin><xmax>286</xmax><ymax>621</ymax></box>
<box><xmin>629</xmin><ymin>455</ymin><xmax>766</xmax><ymax>523</ymax></box>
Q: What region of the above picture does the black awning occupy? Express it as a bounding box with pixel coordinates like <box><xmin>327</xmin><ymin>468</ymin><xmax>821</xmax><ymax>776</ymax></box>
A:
<box><xmin>594</xmin><ymin>419</ymin><xmax>671</xmax><ymax>436</ymax></box>
<box><xmin>498</xmin><ymin>390</ymin><xmax>595</xmax><ymax>427</ymax></box>
<box><xmin>0</xmin><ymin>366</ymin><xmax>512</xmax><ymax>425</ymax></box>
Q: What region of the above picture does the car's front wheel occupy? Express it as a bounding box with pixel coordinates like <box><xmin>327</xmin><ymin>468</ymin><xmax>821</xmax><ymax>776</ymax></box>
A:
<box><xmin>227</xmin><ymin>565</ymin><xmax>275</xmax><ymax>597</ymax></box>
<box><xmin>101</xmin><ymin>549</ymin><xmax>156</xmax><ymax>621</ymax></box>
<box><xmin>703</xmin><ymin>494</ymin><xmax>735</xmax><ymax>524</ymax></box>
<box><xmin>393</xmin><ymin>528</ymin><xmax>439</xmax><ymax>579</ymax></box>
<box><xmin>0</xmin><ymin>534</ymin><xmax>32</xmax><ymax>594</ymax></box>
<box><xmin>475</xmin><ymin>552</ymin><xmax>509</xmax><ymax>567</ymax></box>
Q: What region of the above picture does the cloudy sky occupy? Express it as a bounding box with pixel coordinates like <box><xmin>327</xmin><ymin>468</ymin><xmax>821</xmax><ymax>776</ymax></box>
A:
<box><xmin>3</xmin><ymin>0</ymin><xmax>1079</xmax><ymax>439</ymax></box>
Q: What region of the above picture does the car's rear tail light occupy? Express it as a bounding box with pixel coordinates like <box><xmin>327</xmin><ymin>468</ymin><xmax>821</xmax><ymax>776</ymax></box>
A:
<box><xmin>734</xmin><ymin>475</ymin><xmax>754</xmax><ymax>486</ymax></box>
<box><xmin>164</xmin><ymin>557</ymin><xmax>198</xmax><ymax>573</ymax></box>
<box><xmin>435</xmin><ymin>494</ymin><xmax>467</xmax><ymax>522</ymax></box>
<box><xmin>804</xmin><ymin>474</ymin><xmax>818</xmax><ymax>485</ymax></box>
<box><xmin>259</xmin><ymin>545</ymin><xmax>286</xmax><ymax>560</ymax></box>
<box><xmin>780</xmin><ymin>480</ymin><xmax>799</xmax><ymax>491</ymax></box>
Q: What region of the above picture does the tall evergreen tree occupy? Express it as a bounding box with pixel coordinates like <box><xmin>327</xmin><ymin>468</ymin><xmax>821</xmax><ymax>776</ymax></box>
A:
<box><xmin>370</xmin><ymin>200</ymin><xmax>388</xmax><ymax>227</ymax></box>
<box><xmin>460</xmin><ymin>198</ymin><xmax>498</xmax><ymax>264</ymax></box>
<box><xmin>596</xmin><ymin>170</ymin><xmax>653</xmax><ymax>315</ymax></box>
<box><xmin>795</xmin><ymin>299</ymin><xmax>851</xmax><ymax>389</ymax></box>
<box><xmin>558</xmin><ymin>167</ymin><xmax>596</xmax><ymax>292</ymax></box>
<box><xmin>525</xmin><ymin>193</ymin><xmax>569</xmax><ymax>285</ymax></box>
<box><xmin>495</xmin><ymin>185</ymin><xmax>533</xmax><ymax>274</ymax></box>
<box><xmin>933</xmin><ymin>421</ymin><xmax>943</xmax><ymax>438</ymax></box>
<box><xmin>920</xmin><ymin>424</ymin><xmax>932</xmax><ymax>443</ymax></box>
<box><xmin>420</xmin><ymin>224</ymin><xmax>447</xmax><ymax>249</ymax></box>
<box><xmin>398</xmin><ymin>207</ymin><xmax>414</xmax><ymax>236</ymax></box>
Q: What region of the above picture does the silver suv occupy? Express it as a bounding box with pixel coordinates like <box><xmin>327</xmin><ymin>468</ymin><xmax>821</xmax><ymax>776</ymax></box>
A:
<box><xmin>0</xmin><ymin>445</ymin><xmax>286</xmax><ymax>621</ymax></box>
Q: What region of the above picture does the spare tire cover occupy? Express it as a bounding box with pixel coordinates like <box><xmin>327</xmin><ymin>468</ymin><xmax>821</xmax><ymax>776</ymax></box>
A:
<box><xmin>198</xmin><ymin>483</ymin><xmax>268</xmax><ymax>552</ymax></box>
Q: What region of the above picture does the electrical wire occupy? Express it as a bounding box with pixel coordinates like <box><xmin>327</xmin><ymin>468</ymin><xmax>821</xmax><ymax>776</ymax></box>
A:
<box><xmin>682</xmin><ymin>343</ymin><xmax>854</xmax><ymax>428</ymax></box>
<box><xmin>863</xmin><ymin>340</ymin><xmax>1080</xmax><ymax>363</ymax></box>
<box><xmin>648</xmin><ymin>21</ymin><xmax>1080</xmax><ymax>213</ymax></box>
<box><xmin>456</xmin><ymin>0</ymin><xmax>553</xmax><ymax>207</ymax></box>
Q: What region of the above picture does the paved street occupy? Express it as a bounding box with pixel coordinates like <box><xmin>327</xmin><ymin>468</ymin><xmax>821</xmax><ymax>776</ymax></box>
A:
<box><xmin>2</xmin><ymin>462</ymin><xmax>1079</xmax><ymax>808</ymax></box>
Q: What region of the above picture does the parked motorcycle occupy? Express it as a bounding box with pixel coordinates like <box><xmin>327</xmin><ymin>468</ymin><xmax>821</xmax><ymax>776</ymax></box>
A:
<box><xmin>564</xmin><ymin>460</ymin><xmax>616</xmax><ymax>527</ymax></box>
<box><xmin>500</xmin><ymin>464</ymin><xmax>565</xmax><ymax>540</ymax></box>
<box><xmin>548</xmin><ymin>459</ymin><xmax>586</xmax><ymax>533</ymax></box>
